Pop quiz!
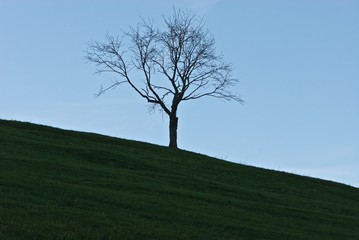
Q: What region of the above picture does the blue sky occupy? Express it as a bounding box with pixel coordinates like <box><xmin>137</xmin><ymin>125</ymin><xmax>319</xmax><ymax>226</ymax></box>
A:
<box><xmin>1</xmin><ymin>0</ymin><xmax>358</xmax><ymax>187</ymax></box>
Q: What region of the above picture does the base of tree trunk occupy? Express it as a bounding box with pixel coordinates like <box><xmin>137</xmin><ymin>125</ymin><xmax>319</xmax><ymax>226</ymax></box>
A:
<box><xmin>169</xmin><ymin>116</ymin><xmax>178</xmax><ymax>148</ymax></box>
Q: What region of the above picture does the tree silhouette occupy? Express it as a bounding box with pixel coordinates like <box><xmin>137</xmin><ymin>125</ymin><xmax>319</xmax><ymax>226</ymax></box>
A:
<box><xmin>86</xmin><ymin>9</ymin><xmax>243</xmax><ymax>148</ymax></box>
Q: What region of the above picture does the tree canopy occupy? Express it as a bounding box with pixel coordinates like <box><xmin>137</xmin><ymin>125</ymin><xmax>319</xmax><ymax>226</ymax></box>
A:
<box><xmin>86</xmin><ymin>9</ymin><xmax>242</xmax><ymax>148</ymax></box>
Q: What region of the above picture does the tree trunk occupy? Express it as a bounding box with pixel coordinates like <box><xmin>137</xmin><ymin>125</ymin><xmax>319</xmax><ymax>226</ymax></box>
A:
<box><xmin>169</xmin><ymin>115</ymin><xmax>178</xmax><ymax>148</ymax></box>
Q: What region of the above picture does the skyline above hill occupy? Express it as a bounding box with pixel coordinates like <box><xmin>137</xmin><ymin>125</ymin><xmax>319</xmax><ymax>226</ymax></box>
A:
<box><xmin>0</xmin><ymin>0</ymin><xmax>358</xmax><ymax>187</ymax></box>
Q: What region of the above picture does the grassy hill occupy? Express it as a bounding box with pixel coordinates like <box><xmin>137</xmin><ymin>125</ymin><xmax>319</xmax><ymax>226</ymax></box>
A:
<box><xmin>0</xmin><ymin>119</ymin><xmax>358</xmax><ymax>240</ymax></box>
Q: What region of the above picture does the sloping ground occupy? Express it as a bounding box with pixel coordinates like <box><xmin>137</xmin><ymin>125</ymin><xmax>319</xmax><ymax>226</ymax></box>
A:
<box><xmin>0</xmin><ymin>119</ymin><xmax>358</xmax><ymax>240</ymax></box>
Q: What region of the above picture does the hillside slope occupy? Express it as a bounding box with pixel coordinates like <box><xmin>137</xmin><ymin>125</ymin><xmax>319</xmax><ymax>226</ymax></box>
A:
<box><xmin>0</xmin><ymin>119</ymin><xmax>358</xmax><ymax>240</ymax></box>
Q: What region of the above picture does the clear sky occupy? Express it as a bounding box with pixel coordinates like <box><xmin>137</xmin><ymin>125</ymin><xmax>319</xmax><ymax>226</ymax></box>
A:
<box><xmin>1</xmin><ymin>0</ymin><xmax>358</xmax><ymax>187</ymax></box>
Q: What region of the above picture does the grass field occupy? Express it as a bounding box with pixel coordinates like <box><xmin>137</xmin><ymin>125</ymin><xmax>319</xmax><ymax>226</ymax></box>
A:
<box><xmin>0</xmin><ymin>119</ymin><xmax>358</xmax><ymax>239</ymax></box>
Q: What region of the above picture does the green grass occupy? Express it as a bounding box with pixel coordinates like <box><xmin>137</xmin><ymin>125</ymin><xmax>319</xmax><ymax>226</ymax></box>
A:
<box><xmin>0</xmin><ymin>119</ymin><xmax>358</xmax><ymax>239</ymax></box>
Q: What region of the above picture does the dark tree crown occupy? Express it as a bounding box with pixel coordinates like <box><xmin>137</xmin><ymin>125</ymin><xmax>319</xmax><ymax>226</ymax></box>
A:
<box><xmin>86</xmin><ymin>9</ymin><xmax>243</xmax><ymax>148</ymax></box>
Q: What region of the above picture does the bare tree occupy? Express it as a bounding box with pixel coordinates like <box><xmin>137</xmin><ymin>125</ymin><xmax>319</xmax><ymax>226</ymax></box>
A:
<box><xmin>86</xmin><ymin>9</ymin><xmax>243</xmax><ymax>148</ymax></box>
